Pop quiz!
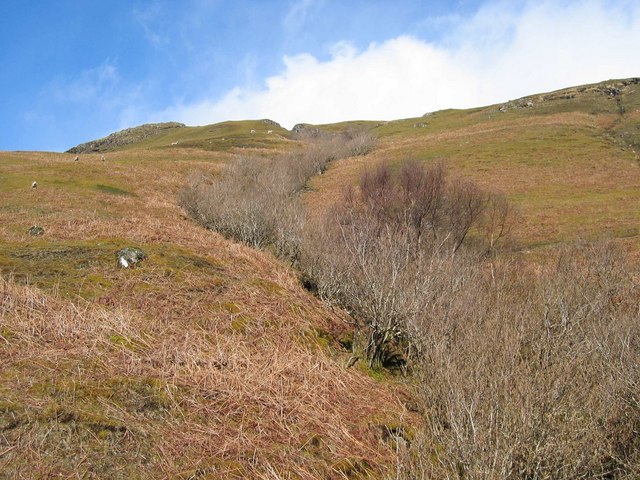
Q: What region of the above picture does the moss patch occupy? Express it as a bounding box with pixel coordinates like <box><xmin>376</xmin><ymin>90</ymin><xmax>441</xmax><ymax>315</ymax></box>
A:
<box><xmin>94</xmin><ymin>183</ymin><xmax>135</xmax><ymax>196</ymax></box>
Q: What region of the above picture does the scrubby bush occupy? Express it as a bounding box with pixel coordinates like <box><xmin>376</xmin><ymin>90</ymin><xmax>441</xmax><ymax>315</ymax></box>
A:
<box><xmin>298</xmin><ymin>161</ymin><xmax>509</xmax><ymax>368</ymax></box>
<box><xmin>180</xmin><ymin>130</ymin><xmax>376</xmax><ymax>260</ymax></box>
<box><xmin>181</xmin><ymin>139</ymin><xmax>640</xmax><ymax>478</ymax></box>
<box><xmin>395</xmin><ymin>242</ymin><xmax>640</xmax><ymax>479</ymax></box>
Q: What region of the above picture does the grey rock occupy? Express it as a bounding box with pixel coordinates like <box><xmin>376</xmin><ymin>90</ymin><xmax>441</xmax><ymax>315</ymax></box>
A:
<box><xmin>292</xmin><ymin>123</ymin><xmax>322</xmax><ymax>137</ymax></box>
<box><xmin>261</xmin><ymin>119</ymin><xmax>281</xmax><ymax>128</ymax></box>
<box><xmin>116</xmin><ymin>247</ymin><xmax>147</xmax><ymax>268</ymax></box>
<box><xmin>600</xmin><ymin>87</ymin><xmax>621</xmax><ymax>97</ymax></box>
<box><xmin>28</xmin><ymin>226</ymin><xmax>45</xmax><ymax>236</ymax></box>
<box><xmin>67</xmin><ymin>122</ymin><xmax>186</xmax><ymax>154</ymax></box>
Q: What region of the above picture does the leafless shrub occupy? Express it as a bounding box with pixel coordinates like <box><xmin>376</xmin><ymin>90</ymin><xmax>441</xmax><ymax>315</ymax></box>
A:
<box><xmin>481</xmin><ymin>191</ymin><xmax>512</xmax><ymax>255</ymax></box>
<box><xmin>178</xmin><ymin>142</ymin><xmax>640</xmax><ymax>478</ymax></box>
<box><xmin>397</xmin><ymin>160</ymin><xmax>445</xmax><ymax>243</ymax></box>
<box><xmin>396</xmin><ymin>241</ymin><xmax>640</xmax><ymax>479</ymax></box>
<box><xmin>343</xmin><ymin>127</ymin><xmax>377</xmax><ymax>157</ymax></box>
<box><xmin>298</xmin><ymin>162</ymin><xmax>505</xmax><ymax>368</ymax></box>
<box><xmin>179</xmin><ymin>156</ymin><xmax>275</xmax><ymax>248</ymax></box>
<box><xmin>180</xmin><ymin>133</ymin><xmax>375</xmax><ymax>262</ymax></box>
<box><xmin>295</xmin><ymin>127</ymin><xmax>376</xmax><ymax>162</ymax></box>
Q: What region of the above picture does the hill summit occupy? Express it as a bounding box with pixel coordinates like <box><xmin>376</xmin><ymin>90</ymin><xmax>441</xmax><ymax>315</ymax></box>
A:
<box><xmin>66</xmin><ymin>122</ymin><xmax>186</xmax><ymax>153</ymax></box>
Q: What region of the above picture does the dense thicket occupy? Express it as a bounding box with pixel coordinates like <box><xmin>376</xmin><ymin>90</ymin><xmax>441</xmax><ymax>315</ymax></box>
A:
<box><xmin>180</xmin><ymin>130</ymin><xmax>374</xmax><ymax>260</ymax></box>
<box><xmin>299</xmin><ymin>161</ymin><xmax>510</xmax><ymax>368</ymax></box>
<box><xmin>395</xmin><ymin>242</ymin><xmax>640</xmax><ymax>479</ymax></box>
<box><xmin>180</xmin><ymin>135</ymin><xmax>640</xmax><ymax>479</ymax></box>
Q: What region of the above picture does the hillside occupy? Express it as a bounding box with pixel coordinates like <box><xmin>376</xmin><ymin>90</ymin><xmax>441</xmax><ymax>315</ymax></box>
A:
<box><xmin>65</xmin><ymin>77</ymin><xmax>640</xmax><ymax>249</ymax></box>
<box><xmin>67</xmin><ymin>119</ymin><xmax>292</xmax><ymax>153</ymax></box>
<box><xmin>66</xmin><ymin>122</ymin><xmax>187</xmax><ymax>153</ymax></box>
<box><xmin>306</xmin><ymin>77</ymin><xmax>640</xmax><ymax>250</ymax></box>
<box><xmin>0</xmin><ymin>148</ymin><xmax>413</xmax><ymax>478</ymax></box>
<box><xmin>2</xmin><ymin>78</ymin><xmax>640</xmax><ymax>478</ymax></box>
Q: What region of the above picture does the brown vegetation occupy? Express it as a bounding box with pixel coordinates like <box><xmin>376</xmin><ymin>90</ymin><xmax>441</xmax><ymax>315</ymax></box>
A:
<box><xmin>183</xmin><ymin>140</ymin><xmax>640</xmax><ymax>478</ymax></box>
<box><xmin>180</xmin><ymin>129</ymin><xmax>376</xmax><ymax>260</ymax></box>
<box><xmin>299</xmin><ymin>161</ymin><xmax>510</xmax><ymax>368</ymax></box>
<box><xmin>5</xmin><ymin>78</ymin><xmax>640</xmax><ymax>478</ymax></box>
<box><xmin>397</xmin><ymin>242</ymin><xmax>640</xmax><ymax>479</ymax></box>
<box><xmin>1</xmin><ymin>144</ymin><xmax>411</xmax><ymax>479</ymax></box>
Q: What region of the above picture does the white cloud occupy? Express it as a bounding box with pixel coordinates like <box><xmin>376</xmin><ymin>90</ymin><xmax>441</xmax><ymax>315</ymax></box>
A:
<box><xmin>158</xmin><ymin>0</ymin><xmax>640</xmax><ymax>129</ymax></box>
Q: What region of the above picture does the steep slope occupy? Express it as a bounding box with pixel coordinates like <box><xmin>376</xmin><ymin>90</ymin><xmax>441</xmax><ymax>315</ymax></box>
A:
<box><xmin>3</xmin><ymin>77</ymin><xmax>640</xmax><ymax>478</ymax></box>
<box><xmin>306</xmin><ymin>78</ymin><xmax>640</xmax><ymax>249</ymax></box>
<box><xmin>0</xmin><ymin>148</ymin><xmax>413</xmax><ymax>478</ymax></box>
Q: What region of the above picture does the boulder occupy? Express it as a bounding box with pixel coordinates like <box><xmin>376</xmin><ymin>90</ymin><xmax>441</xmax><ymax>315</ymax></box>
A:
<box><xmin>292</xmin><ymin>123</ymin><xmax>322</xmax><ymax>137</ymax></box>
<box><xmin>116</xmin><ymin>247</ymin><xmax>147</xmax><ymax>268</ymax></box>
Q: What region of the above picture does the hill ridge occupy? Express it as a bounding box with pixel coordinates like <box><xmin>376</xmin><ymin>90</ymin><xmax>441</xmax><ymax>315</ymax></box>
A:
<box><xmin>66</xmin><ymin>122</ymin><xmax>186</xmax><ymax>153</ymax></box>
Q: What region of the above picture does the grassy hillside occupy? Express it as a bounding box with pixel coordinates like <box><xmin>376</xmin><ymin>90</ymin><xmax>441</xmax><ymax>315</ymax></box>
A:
<box><xmin>306</xmin><ymin>78</ymin><xmax>640</xmax><ymax>250</ymax></box>
<box><xmin>0</xmin><ymin>148</ymin><xmax>413</xmax><ymax>478</ymax></box>
<box><xmin>68</xmin><ymin>119</ymin><xmax>294</xmax><ymax>154</ymax></box>
<box><xmin>2</xmin><ymin>77</ymin><xmax>640</xmax><ymax>478</ymax></box>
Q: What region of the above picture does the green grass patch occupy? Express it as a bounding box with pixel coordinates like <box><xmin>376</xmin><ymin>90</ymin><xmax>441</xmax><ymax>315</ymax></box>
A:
<box><xmin>230</xmin><ymin>314</ymin><xmax>253</xmax><ymax>333</ymax></box>
<box><xmin>117</xmin><ymin>119</ymin><xmax>294</xmax><ymax>152</ymax></box>
<box><xmin>0</xmin><ymin>240</ymin><xmax>227</xmax><ymax>300</ymax></box>
<box><xmin>94</xmin><ymin>183</ymin><xmax>135</xmax><ymax>196</ymax></box>
<box><xmin>0</xmin><ymin>240</ymin><xmax>118</xmax><ymax>298</ymax></box>
<box><xmin>250</xmin><ymin>278</ymin><xmax>285</xmax><ymax>295</ymax></box>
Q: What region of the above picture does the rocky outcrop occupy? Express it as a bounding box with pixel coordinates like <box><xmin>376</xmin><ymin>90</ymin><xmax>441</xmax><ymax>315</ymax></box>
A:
<box><xmin>66</xmin><ymin>122</ymin><xmax>186</xmax><ymax>153</ymax></box>
<box><xmin>498</xmin><ymin>78</ymin><xmax>640</xmax><ymax>114</ymax></box>
<box><xmin>292</xmin><ymin>123</ymin><xmax>322</xmax><ymax>137</ymax></box>
<box><xmin>261</xmin><ymin>119</ymin><xmax>281</xmax><ymax>128</ymax></box>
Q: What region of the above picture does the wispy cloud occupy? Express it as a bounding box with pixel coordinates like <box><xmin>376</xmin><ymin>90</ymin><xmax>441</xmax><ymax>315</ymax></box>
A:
<box><xmin>283</xmin><ymin>0</ymin><xmax>325</xmax><ymax>32</ymax></box>
<box><xmin>133</xmin><ymin>1</ymin><xmax>171</xmax><ymax>47</ymax></box>
<box><xmin>48</xmin><ymin>61</ymin><xmax>122</xmax><ymax>105</ymax></box>
<box><xmin>41</xmin><ymin>59</ymin><xmax>149</xmax><ymax>138</ymax></box>
<box><xmin>157</xmin><ymin>0</ymin><xmax>640</xmax><ymax>129</ymax></box>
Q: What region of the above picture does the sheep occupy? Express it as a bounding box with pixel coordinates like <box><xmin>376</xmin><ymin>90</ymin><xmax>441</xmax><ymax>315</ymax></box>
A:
<box><xmin>101</xmin><ymin>155</ymin><xmax>105</xmax><ymax>161</ymax></box>
<box><xmin>250</xmin><ymin>129</ymin><xmax>256</xmax><ymax>133</ymax></box>
<box><xmin>267</xmin><ymin>130</ymin><xmax>273</xmax><ymax>134</ymax></box>
<box><xmin>31</xmin><ymin>181</ymin><xmax>37</xmax><ymax>189</ymax></box>
<box><xmin>74</xmin><ymin>155</ymin><xmax>79</xmax><ymax>161</ymax></box>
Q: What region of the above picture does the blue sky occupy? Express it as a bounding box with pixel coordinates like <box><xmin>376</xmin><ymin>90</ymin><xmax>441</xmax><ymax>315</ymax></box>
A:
<box><xmin>1</xmin><ymin>0</ymin><xmax>639</xmax><ymax>152</ymax></box>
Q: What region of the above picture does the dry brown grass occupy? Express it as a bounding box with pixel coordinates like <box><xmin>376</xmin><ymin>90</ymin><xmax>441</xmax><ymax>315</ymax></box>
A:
<box><xmin>2</xmin><ymin>275</ymin><xmax>412</xmax><ymax>478</ymax></box>
<box><xmin>0</xmin><ymin>148</ymin><xmax>412</xmax><ymax>478</ymax></box>
<box><xmin>3</xmin><ymin>82</ymin><xmax>639</xmax><ymax>478</ymax></box>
